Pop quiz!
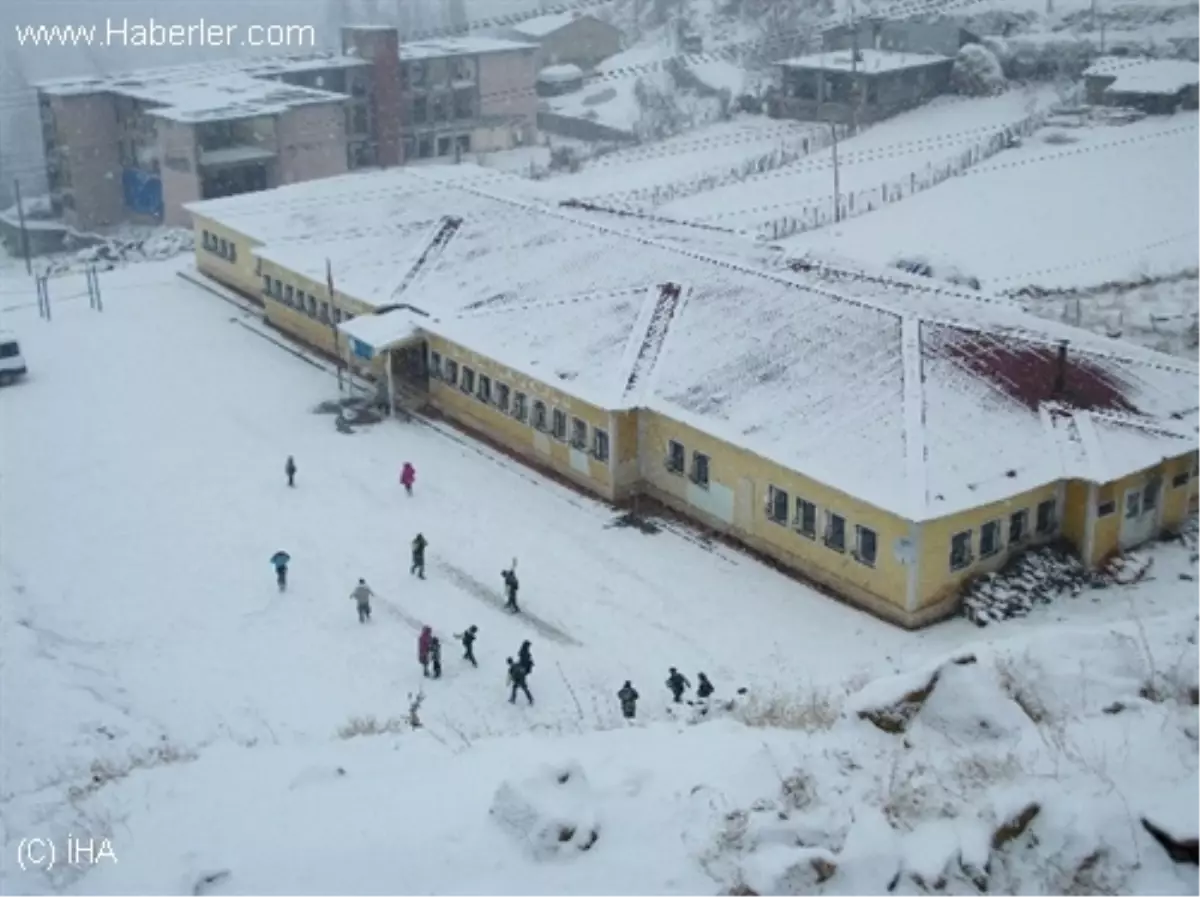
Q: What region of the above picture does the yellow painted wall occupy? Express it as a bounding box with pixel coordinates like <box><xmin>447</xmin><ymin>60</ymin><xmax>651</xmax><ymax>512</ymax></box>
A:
<box><xmin>1091</xmin><ymin>452</ymin><xmax>1197</xmax><ymax>564</ymax></box>
<box><xmin>1162</xmin><ymin>453</ymin><xmax>1198</xmax><ymax>530</ymax></box>
<box><xmin>640</xmin><ymin>409</ymin><xmax>913</xmax><ymax>619</ymax></box>
<box><xmin>191</xmin><ymin>213</ymin><xmax>262</xmax><ymax>296</ymax></box>
<box><xmin>612</xmin><ymin>410</ymin><xmax>640</xmax><ymax>500</ymax></box>
<box><xmin>425</xmin><ymin>333</ymin><xmax>617</xmax><ymax>498</ymax></box>
<box><xmin>917</xmin><ymin>480</ymin><xmax>1061</xmax><ymax>610</ymax></box>
<box><xmin>1062</xmin><ymin>479</ymin><xmax>1090</xmax><ymax>549</ymax></box>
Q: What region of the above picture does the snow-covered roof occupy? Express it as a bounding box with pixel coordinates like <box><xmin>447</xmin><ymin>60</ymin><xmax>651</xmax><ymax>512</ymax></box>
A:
<box><xmin>777</xmin><ymin>49</ymin><xmax>951</xmax><ymax>74</ymax></box>
<box><xmin>34</xmin><ymin>54</ymin><xmax>363</xmax><ymax>123</ymax></box>
<box><xmin>538</xmin><ymin>64</ymin><xmax>585</xmax><ymax>83</ymax></box>
<box><xmin>188</xmin><ymin>164</ymin><xmax>1198</xmax><ymax>521</ymax></box>
<box><xmin>400</xmin><ymin>37</ymin><xmax>538</xmax><ymax>60</ymax></box>
<box><xmin>198</xmin><ymin>146</ymin><xmax>278</xmax><ymax>167</ymax></box>
<box><xmin>509</xmin><ymin>11</ymin><xmax>602</xmax><ymax>38</ymax></box>
<box><xmin>1082</xmin><ymin>57</ymin><xmax>1200</xmax><ymax>96</ymax></box>
<box><xmin>337</xmin><ymin>309</ymin><xmax>422</xmax><ymax>352</ymax></box>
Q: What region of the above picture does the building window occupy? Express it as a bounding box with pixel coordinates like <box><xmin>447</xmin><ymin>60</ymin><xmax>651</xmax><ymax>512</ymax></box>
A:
<box><xmin>1142</xmin><ymin>478</ymin><xmax>1161</xmax><ymax>512</ymax></box>
<box><xmin>592</xmin><ymin>428</ymin><xmax>609</xmax><ymax>462</ymax></box>
<box><xmin>1009</xmin><ymin>509</ymin><xmax>1028</xmax><ymax>544</ymax></box>
<box><xmin>284</xmin><ymin>284</ymin><xmax>294</xmax><ymax>304</ymax></box>
<box><xmin>950</xmin><ymin>530</ymin><xmax>973</xmax><ymax>571</ymax></box>
<box><xmin>262</xmin><ymin>274</ymin><xmax>271</xmax><ymax>294</ymax></box>
<box><xmin>691</xmin><ymin>452</ymin><xmax>710</xmax><ymax>487</ymax></box>
<box><xmin>794</xmin><ymin>499</ymin><xmax>817</xmax><ymax>539</ymax></box>
<box><xmin>218</xmin><ymin>238</ymin><xmax>228</xmax><ymax>257</ymax></box>
<box><xmin>666</xmin><ymin>440</ymin><xmax>685</xmax><ymax>474</ymax></box>
<box><xmin>823</xmin><ymin>512</ymin><xmax>846</xmax><ymax>552</ymax></box>
<box><xmin>767</xmin><ymin>485</ymin><xmax>789</xmax><ymax>524</ymax></box>
<box><xmin>513</xmin><ymin>392</ymin><xmax>528</xmax><ymax>422</ymax></box>
<box><xmin>495</xmin><ymin>382</ymin><xmax>510</xmax><ymax>412</ymax></box>
<box><xmin>980</xmin><ymin>520</ymin><xmax>1001</xmax><ymax>557</ymax></box>
<box><xmin>412</xmin><ymin>95</ymin><xmax>427</xmax><ymax>122</ymax></box>
<box><xmin>854</xmin><ymin>525</ymin><xmax>877</xmax><ymax>567</ymax></box>
<box><xmin>461</xmin><ymin>367</ymin><xmax>475</xmax><ymax>394</ymax></box>
<box><xmin>319</xmin><ymin>301</ymin><xmax>330</xmax><ymax>323</ymax></box>
<box><xmin>429</xmin><ymin>351</ymin><xmax>443</xmax><ymax>379</ymax></box>
<box><xmin>1097</xmin><ymin>500</ymin><xmax>1116</xmax><ymax>517</ymax></box>
<box><xmin>1035</xmin><ymin>499</ymin><xmax>1056</xmax><ymax>535</ymax></box>
<box><xmin>444</xmin><ymin>359</ymin><xmax>459</xmax><ymax>385</ymax></box>
<box><xmin>551</xmin><ymin>409</ymin><xmax>567</xmax><ymax>441</ymax></box>
<box><xmin>570</xmin><ymin>417</ymin><xmax>587</xmax><ymax>449</ymax></box>
<box><xmin>418</xmin><ymin>137</ymin><xmax>434</xmax><ymax>159</ymax></box>
<box><xmin>454</xmin><ymin>88</ymin><xmax>474</xmax><ymax>119</ymax></box>
<box><xmin>1172</xmin><ymin>470</ymin><xmax>1191</xmax><ymax>488</ymax></box>
<box><xmin>202</xmin><ymin>230</ymin><xmax>213</xmax><ymax>250</ymax></box>
<box><xmin>477</xmin><ymin>374</ymin><xmax>492</xmax><ymax>403</ymax></box>
<box><xmin>437</xmin><ymin>136</ymin><xmax>452</xmax><ymax>157</ymax></box>
<box><xmin>228</xmin><ymin>243</ymin><xmax>236</xmax><ymax>263</ymax></box>
<box><xmin>307</xmin><ymin>295</ymin><xmax>317</xmax><ymax>316</ymax></box>
<box><xmin>1125</xmin><ymin>489</ymin><xmax>1142</xmax><ymax>519</ymax></box>
<box><xmin>333</xmin><ymin>308</ymin><xmax>343</xmax><ymax>324</ymax></box>
<box><xmin>271</xmin><ymin>278</ymin><xmax>282</xmax><ymax>299</ymax></box>
<box><xmin>532</xmin><ymin>400</ymin><xmax>548</xmax><ymax>430</ymax></box>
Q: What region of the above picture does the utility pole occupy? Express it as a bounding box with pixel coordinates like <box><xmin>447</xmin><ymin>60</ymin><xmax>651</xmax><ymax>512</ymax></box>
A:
<box><xmin>830</xmin><ymin>120</ymin><xmax>841</xmax><ymax>223</ymax></box>
<box><xmin>326</xmin><ymin>258</ymin><xmax>344</xmax><ymax>393</ymax></box>
<box><xmin>848</xmin><ymin>0</ymin><xmax>861</xmax><ymax>135</ymax></box>
<box><xmin>12</xmin><ymin>179</ymin><xmax>31</xmax><ymax>275</ymax></box>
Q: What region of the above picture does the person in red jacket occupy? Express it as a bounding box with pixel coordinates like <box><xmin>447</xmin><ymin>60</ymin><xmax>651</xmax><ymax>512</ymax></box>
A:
<box><xmin>400</xmin><ymin>462</ymin><xmax>416</xmax><ymax>496</ymax></box>
<box><xmin>418</xmin><ymin>625</ymin><xmax>433</xmax><ymax>677</ymax></box>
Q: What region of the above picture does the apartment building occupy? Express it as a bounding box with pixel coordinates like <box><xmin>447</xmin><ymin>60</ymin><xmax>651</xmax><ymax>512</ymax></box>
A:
<box><xmin>32</xmin><ymin>25</ymin><xmax>539</xmax><ymax>230</ymax></box>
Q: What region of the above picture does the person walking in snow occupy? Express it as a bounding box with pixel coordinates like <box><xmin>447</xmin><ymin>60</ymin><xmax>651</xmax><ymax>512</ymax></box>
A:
<box><xmin>501</xmin><ymin>567</ymin><xmax>520</xmax><ymax>613</ymax></box>
<box><xmin>429</xmin><ymin>636</ymin><xmax>443</xmax><ymax>679</ymax></box>
<box><xmin>507</xmin><ymin>657</ymin><xmax>534</xmax><ymax>705</ymax></box>
<box><xmin>419</xmin><ymin>625</ymin><xmax>433</xmax><ymax>677</ymax></box>
<box><xmin>350</xmin><ymin>578</ymin><xmax>374</xmax><ymax>624</ymax></box>
<box><xmin>696</xmin><ymin>672</ymin><xmax>714</xmax><ymax>700</ymax></box>
<box><xmin>666</xmin><ymin>667</ymin><xmax>690</xmax><ymax>703</ymax></box>
<box><xmin>410</xmin><ymin>533</ymin><xmax>427</xmax><ymax>579</ymax></box>
<box><xmin>285</xmin><ymin>455</ymin><xmax>297</xmax><ymax>488</ymax></box>
<box><xmin>271</xmin><ymin>550</ymin><xmax>291</xmax><ymax>592</ymax></box>
<box><xmin>400</xmin><ymin>462</ymin><xmax>416</xmax><ymax>497</ymax></box>
<box><xmin>456</xmin><ymin>625</ymin><xmax>479</xmax><ymax>667</ymax></box>
<box><xmin>617</xmin><ymin>680</ymin><xmax>639</xmax><ymax>720</ymax></box>
<box><xmin>517</xmin><ymin>640</ymin><xmax>534</xmax><ymax>677</ymax></box>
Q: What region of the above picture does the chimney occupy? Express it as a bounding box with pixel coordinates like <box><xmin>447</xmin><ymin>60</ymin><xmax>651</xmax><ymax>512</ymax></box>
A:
<box><xmin>1053</xmin><ymin>340</ymin><xmax>1068</xmax><ymax>398</ymax></box>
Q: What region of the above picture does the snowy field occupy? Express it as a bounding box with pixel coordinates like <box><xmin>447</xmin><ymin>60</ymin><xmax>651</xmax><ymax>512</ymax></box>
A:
<box><xmin>657</xmin><ymin>86</ymin><xmax>1064</xmax><ymax>231</ymax></box>
<box><xmin>783</xmin><ymin>112</ymin><xmax>1200</xmax><ymax>291</ymax></box>
<box><xmin>541</xmin><ymin>115</ymin><xmax>825</xmax><ymax>200</ymax></box>
<box><xmin>0</xmin><ymin>259</ymin><xmax>1197</xmax><ymax>895</ymax></box>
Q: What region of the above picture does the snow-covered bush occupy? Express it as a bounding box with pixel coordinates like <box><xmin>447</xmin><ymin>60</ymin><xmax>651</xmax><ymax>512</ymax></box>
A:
<box><xmin>952</xmin><ymin>44</ymin><xmax>1007</xmax><ymax>96</ymax></box>
<box><xmin>632</xmin><ymin>77</ymin><xmax>691</xmax><ymax>141</ymax></box>
<box><xmin>892</xmin><ymin>256</ymin><xmax>982</xmax><ymax>290</ymax></box>
<box><xmin>490</xmin><ymin>761</ymin><xmax>601</xmax><ymax>860</ymax></box>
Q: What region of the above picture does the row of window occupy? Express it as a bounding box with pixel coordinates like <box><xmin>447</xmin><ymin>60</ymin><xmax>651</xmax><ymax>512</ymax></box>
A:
<box><xmin>429</xmin><ymin>351</ymin><xmax>611</xmax><ymax>463</ymax></box>
<box><xmin>665</xmin><ymin>438</ymin><xmax>710</xmax><ymax>487</ymax></box>
<box><xmin>200</xmin><ymin>230</ymin><xmax>237</xmax><ymax>263</ymax></box>
<box><xmin>949</xmin><ymin>500</ymin><xmax>1057</xmax><ymax>572</ymax></box>
<box><xmin>764</xmin><ymin>481</ymin><xmax>879</xmax><ymax>566</ymax></box>
<box><xmin>262</xmin><ymin>275</ymin><xmax>356</xmax><ymax>327</ymax></box>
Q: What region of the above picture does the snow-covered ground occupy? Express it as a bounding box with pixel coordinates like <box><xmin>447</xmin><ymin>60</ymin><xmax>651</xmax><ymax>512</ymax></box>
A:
<box><xmin>657</xmin><ymin>86</ymin><xmax>1065</xmax><ymax>231</ymax></box>
<box><xmin>1</xmin><ymin>258</ymin><xmax>1198</xmax><ymax>895</ymax></box>
<box><xmin>783</xmin><ymin>112</ymin><xmax>1200</xmax><ymax>291</ymax></box>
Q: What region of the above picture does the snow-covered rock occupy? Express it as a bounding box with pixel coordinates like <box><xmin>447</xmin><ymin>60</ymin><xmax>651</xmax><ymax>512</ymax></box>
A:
<box><xmin>489</xmin><ymin>761</ymin><xmax>601</xmax><ymax>860</ymax></box>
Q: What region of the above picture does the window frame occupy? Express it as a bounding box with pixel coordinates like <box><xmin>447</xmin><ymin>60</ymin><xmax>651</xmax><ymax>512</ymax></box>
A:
<box><xmin>429</xmin><ymin>351</ymin><xmax>443</xmax><ymax>379</ymax></box>
<box><xmin>949</xmin><ymin>529</ymin><xmax>973</xmax><ymax>571</ymax></box>
<box><xmin>853</xmin><ymin>524</ymin><xmax>877</xmax><ymax>567</ymax></box>
<box><xmin>460</xmin><ymin>366</ymin><xmax>476</xmax><ymax>394</ymax></box>
<box><xmin>592</xmin><ymin>427</ymin><xmax>610</xmax><ymax>463</ymax></box>
<box><xmin>261</xmin><ymin>273</ymin><xmax>272</xmax><ymax>294</ymax></box>
<box><xmin>307</xmin><ymin>295</ymin><xmax>317</xmax><ymax>316</ymax></box>
<box><xmin>1172</xmin><ymin>470</ymin><xmax>1191</xmax><ymax>488</ymax></box>
<box><xmin>1097</xmin><ymin>500</ymin><xmax>1116</xmax><ymax>517</ymax></box>
<box><xmin>824</xmin><ymin>511</ymin><xmax>846</xmax><ymax>553</ymax></box>
<box><xmin>284</xmin><ymin>284</ymin><xmax>295</xmax><ymax>304</ymax></box>
<box><xmin>979</xmin><ymin>519</ymin><xmax>1002</xmax><ymax>558</ymax></box>
<box><xmin>570</xmin><ymin>417</ymin><xmax>587</xmax><ymax>450</ymax></box>
<box><xmin>476</xmin><ymin>373</ymin><xmax>492</xmax><ymax>403</ymax></box>
<box><xmin>666</xmin><ymin>439</ymin><xmax>685</xmax><ymax>474</ymax></box>
<box><xmin>513</xmin><ymin>391</ymin><xmax>528</xmax><ymax>423</ymax></box>
<box><xmin>1035</xmin><ymin>498</ymin><xmax>1057</xmax><ymax>535</ymax></box>
<box><xmin>532</xmin><ymin>400</ymin><xmax>548</xmax><ymax>431</ymax></box>
<box><xmin>444</xmin><ymin>359</ymin><xmax>459</xmax><ymax>386</ymax></box>
<box><xmin>690</xmin><ymin>451</ymin><xmax>710</xmax><ymax>487</ymax></box>
<box><xmin>1009</xmin><ymin>509</ymin><xmax>1028</xmax><ymax>544</ymax></box>
<box><xmin>794</xmin><ymin>499</ymin><xmax>817</xmax><ymax>539</ymax></box>
<box><xmin>766</xmin><ymin>485</ymin><xmax>789</xmax><ymax>524</ymax></box>
<box><xmin>551</xmin><ymin>408</ymin><xmax>568</xmax><ymax>441</ymax></box>
<box><xmin>495</xmin><ymin>382</ymin><xmax>511</xmax><ymax>413</ymax></box>
<box><xmin>1142</xmin><ymin>477</ymin><xmax>1162</xmax><ymax>512</ymax></box>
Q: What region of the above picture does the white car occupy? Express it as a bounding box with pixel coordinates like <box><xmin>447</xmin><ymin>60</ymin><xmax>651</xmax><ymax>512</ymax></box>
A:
<box><xmin>0</xmin><ymin>332</ymin><xmax>27</xmax><ymax>385</ymax></box>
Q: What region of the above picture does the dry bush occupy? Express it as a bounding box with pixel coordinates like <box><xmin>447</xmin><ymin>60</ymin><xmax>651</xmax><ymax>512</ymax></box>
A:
<box><xmin>994</xmin><ymin>655</ymin><xmax>1050</xmax><ymax>723</ymax></box>
<box><xmin>69</xmin><ymin>739</ymin><xmax>199</xmax><ymax>801</ymax></box>
<box><xmin>337</xmin><ymin>716</ymin><xmax>409</xmax><ymax>739</ymax></box>
<box><xmin>952</xmin><ymin>751</ymin><xmax>1023</xmax><ymax>793</ymax></box>
<box><xmin>732</xmin><ymin>689</ymin><xmax>842</xmax><ymax>732</ymax></box>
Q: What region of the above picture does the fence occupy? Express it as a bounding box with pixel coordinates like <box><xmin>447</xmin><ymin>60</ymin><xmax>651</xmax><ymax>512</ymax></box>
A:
<box><xmin>757</xmin><ymin>109</ymin><xmax>1049</xmax><ymax>241</ymax></box>
<box><xmin>593</xmin><ymin>122</ymin><xmax>856</xmax><ymax>209</ymax></box>
<box><xmin>537</xmin><ymin>111</ymin><xmax>638</xmax><ymax>145</ymax></box>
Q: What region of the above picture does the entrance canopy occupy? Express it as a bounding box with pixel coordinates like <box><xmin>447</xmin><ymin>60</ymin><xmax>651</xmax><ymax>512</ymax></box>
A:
<box><xmin>337</xmin><ymin>309</ymin><xmax>422</xmax><ymax>360</ymax></box>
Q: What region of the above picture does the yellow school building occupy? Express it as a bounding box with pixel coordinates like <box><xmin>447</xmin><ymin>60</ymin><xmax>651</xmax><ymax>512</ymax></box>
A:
<box><xmin>185</xmin><ymin>164</ymin><xmax>1199</xmax><ymax>628</ymax></box>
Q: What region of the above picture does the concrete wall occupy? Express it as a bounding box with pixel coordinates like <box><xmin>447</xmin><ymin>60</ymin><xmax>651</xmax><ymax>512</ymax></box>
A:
<box><xmin>53</xmin><ymin>93</ymin><xmax>123</xmax><ymax>230</ymax></box>
<box><xmin>426</xmin><ymin>333</ymin><xmax>617</xmax><ymax>498</ymax></box>
<box><xmin>343</xmin><ymin>26</ymin><xmax>401</xmax><ymax>166</ymax></box>
<box><xmin>277</xmin><ymin>102</ymin><xmax>350</xmax><ymax>185</ymax></box>
<box><xmin>158</xmin><ymin>120</ymin><xmax>201</xmax><ymax>228</ymax></box>
<box><xmin>479</xmin><ymin>49</ymin><xmax>539</xmax><ymax>139</ymax></box>
<box><xmin>639</xmin><ymin>409</ymin><xmax>918</xmax><ymax>625</ymax></box>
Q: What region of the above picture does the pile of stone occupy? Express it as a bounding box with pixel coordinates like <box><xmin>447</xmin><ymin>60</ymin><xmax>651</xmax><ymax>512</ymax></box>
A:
<box><xmin>962</xmin><ymin>545</ymin><xmax>1090</xmax><ymax>626</ymax></box>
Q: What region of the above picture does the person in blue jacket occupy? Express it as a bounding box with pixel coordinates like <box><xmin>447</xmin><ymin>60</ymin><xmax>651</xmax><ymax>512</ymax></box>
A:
<box><xmin>271</xmin><ymin>551</ymin><xmax>291</xmax><ymax>591</ymax></box>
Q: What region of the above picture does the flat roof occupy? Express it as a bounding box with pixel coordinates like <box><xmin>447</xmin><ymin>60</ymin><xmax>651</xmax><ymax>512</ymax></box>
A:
<box><xmin>778</xmin><ymin>49</ymin><xmax>951</xmax><ymax>74</ymax></box>
<box><xmin>1083</xmin><ymin>57</ymin><xmax>1200</xmax><ymax>95</ymax></box>
<box><xmin>188</xmin><ymin>164</ymin><xmax>1198</xmax><ymax>521</ymax></box>
<box><xmin>509</xmin><ymin>11</ymin><xmax>602</xmax><ymax>38</ymax></box>
<box><xmin>399</xmin><ymin>36</ymin><xmax>538</xmax><ymax>60</ymax></box>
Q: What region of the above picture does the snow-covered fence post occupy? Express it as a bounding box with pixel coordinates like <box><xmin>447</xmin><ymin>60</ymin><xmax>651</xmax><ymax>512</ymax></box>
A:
<box><xmin>36</xmin><ymin>274</ymin><xmax>50</xmax><ymax>321</ymax></box>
